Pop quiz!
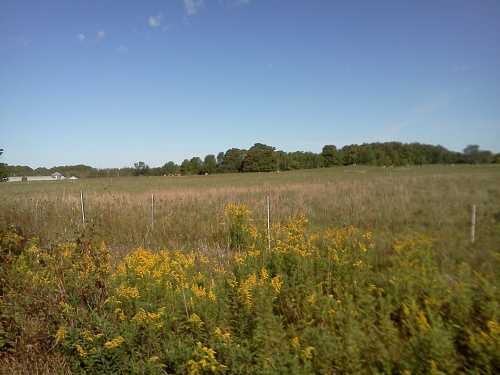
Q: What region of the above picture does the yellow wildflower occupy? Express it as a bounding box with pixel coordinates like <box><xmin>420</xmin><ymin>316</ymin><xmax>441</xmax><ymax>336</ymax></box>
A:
<box><xmin>75</xmin><ymin>344</ymin><xmax>87</xmax><ymax>357</ymax></box>
<box><xmin>416</xmin><ymin>311</ymin><xmax>430</xmax><ymax>332</ymax></box>
<box><xmin>353</xmin><ymin>259</ymin><xmax>363</xmax><ymax>268</ymax></box>
<box><xmin>260</xmin><ymin>267</ymin><xmax>269</xmax><ymax>281</ymax></box>
<box><xmin>115</xmin><ymin>285</ymin><xmax>140</xmax><ymax>299</ymax></box>
<box><xmin>208</xmin><ymin>290</ymin><xmax>217</xmax><ymax>302</ymax></box>
<box><xmin>306</xmin><ymin>292</ymin><xmax>317</xmax><ymax>305</ymax></box>
<box><xmin>271</xmin><ymin>275</ymin><xmax>283</xmax><ymax>294</ymax></box>
<box><xmin>248</xmin><ymin>249</ymin><xmax>260</xmax><ymax>257</ymax></box>
<box><xmin>187</xmin><ymin>342</ymin><xmax>227</xmax><ymax>375</ymax></box>
<box><xmin>191</xmin><ymin>284</ymin><xmax>207</xmax><ymax>298</ymax></box>
<box><xmin>132</xmin><ymin>308</ymin><xmax>164</xmax><ymax>325</ymax></box>
<box><xmin>114</xmin><ymin>307</ymin><xmax>126</xmax><ymax>321</ymax></box>
<box><xmin>291</xmin><ymin>336</ymin><xmax>300</xmax><ymax>350</ymax></box>
<box><xmin>82</xmin><ymin>329</ymin><xmax>94</xmax><ymax>342</ymax></box>
<box><xmin>188</xmin><ymin>313</ymin><xmax>204</xmax><ymax>328</ymax></box>
<box><xmin>234</xmin><ymin>253</ymin><xmax>246</xmax><ymax>264</ymax></box>
<box><xmin>55</xmin><ymin>326</ymin><xmax>66</xmax><ymax>343</ymax></box>
<box><xmin>239</xmin><ymin>273</ymin><xmax>257</xmax><ymax>307</ymax></box>
<box><xmin>104</xmin><ymin>336</ymin><xmax>125</xmax><ymax>350</ymax></box>
<box><xmin>487</xmin><ymin>320</ymin><xmax>500</xmax><ymax>335</ymax></box>
<box><xmin>302</xmin><ymin>346</ymin><xmax>315</xmax><ymax>360</ymax></box>
<box><xmin>214</xmin><ymin>327</ymin><xmax>231</xmax><ymax>342</ymax></box>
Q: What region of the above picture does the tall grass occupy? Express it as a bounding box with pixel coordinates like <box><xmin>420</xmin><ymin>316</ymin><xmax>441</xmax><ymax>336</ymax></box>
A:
<box><xmin>1</xmin><ymin>166</ymin><xmax>499</xmax><ymax>262</ymax></box>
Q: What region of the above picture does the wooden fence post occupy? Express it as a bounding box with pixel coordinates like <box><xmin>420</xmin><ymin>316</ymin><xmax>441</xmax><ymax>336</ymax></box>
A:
<box><xmin>151</xmin><ymin>193</ymin><xmax>155</xmax><ymax>230</ymax></box>
<box><xmin>80</xmin><ymin>191</ymin><xmax>86</xmax><ymax>226</ymax></box>
<box><xmin>267</xmin><ymin>195</ymin><xmax>271</xmax><ymax>252</ymax></box>
<box><xmin>471</xmin><ymin>204</ymin><xmax>476</xmax><ymax>243</ymax></box>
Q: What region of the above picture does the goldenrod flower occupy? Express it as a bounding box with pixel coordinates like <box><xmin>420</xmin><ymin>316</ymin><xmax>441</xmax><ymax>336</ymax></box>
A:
<box><xmin>260</xmin><ymin>267</ymin><xmax>269</xmax><ymax>281</ymax></box>
<box><xmin>291</xmin><ymin>336</ymin><xmax>300</xmax><ymax>350</ymax></box>
<box><xmin>114</xmin><ymin>307</ymin><xmax>126</xmax><ymax>321</ymax></box>
<box><xmin>416</xmin><ymin>311</ymin><xmax>430</xmax><ymax>332</ymax></box>
<box><xmin>75</xmin><ymin>344</ymin><xmax>87</xmax><ymax>357</ymax></box>
<box><xmin>82</xmin><ymin>329</ymin><xmax>94</xmax><ymax>342</ymax></box>
<box><xmin>208</xmin><ymin>290</ymin><xmax>217</xmax><ymax>302</ymax></box>
<box><xmin>115</xmin><ymin>285</ymin><xmax>140</xmax><ymax>299</ymax></box>
<box><xmin>55</xmin><ymin>326</ymin><xmax>66</xmax><ymax>343</ymax></box>
<box><xmin>271</xmin><ymin>275</ymin><xmax>283</xmax><ymax>294</ymax></box>
<box><xmin>104</xmin><ymin>336</ymin><xmax>125</xmax><ymax>350</ymax></box>
<box><xmin>214</xmin><ymin>327</ymin><xmax>231</xmax><ymax>342</ymax></box>
<box><xmin>188</xmin><ymin>313</ymin><xmax>204</xmax><ymax>328</ymax></box>
<box><xmin>302</xmin><ymin>346</ymin><xmax>315</xmax><ymax>360</ymax></box>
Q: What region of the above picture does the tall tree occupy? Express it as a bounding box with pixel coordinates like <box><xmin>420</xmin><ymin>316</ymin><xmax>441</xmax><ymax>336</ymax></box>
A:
<box><xmin>133</xmin><ymin>161</ymin><xmax>150</xmax><ymax>176</ymax></box>
<box><xmin>180</xmin><ymin>159</ymin><xmax>191</xmax><ymax>175</ymax></box>
<box><xmin>203</xmin><ymin>154</ymin><xmax>217</xmax><ymax>174</ymax></box>
<box><xmin>219</xmin><ymin>148</ymin><xmax>246</xmax><ymax>173</ymax></box>
<box><xmin>216</xmin><ymin>152</ymin><xmax>225</xmax><ymax>171</ymax></box>
<box><xmin>162</xmin><ymin>161</ymin><xmax>179</xmax><ymax>175</ymax></box>
<box><xmin>189</xmin><ymin>157</ymin><xmax>203</xmax><ymax>175</ymax></box>
<box><xmin>463</xmin><ymin>145</ymin><xmax>493</xmax><ymax>164</ymax></box>
<box><xmin>241</xmin><ymin>143</ymin><xmax>277</xmax><ymax>172</ymax></box>
<box><xmin>0</xmin><ymin>148</ymin><xmax>7</xmax><ymax>180</ymax></box>
<box><xmin>321</xmin><ymin>145</ymin><xmax>342</xmax><ymax>166</ymax></box>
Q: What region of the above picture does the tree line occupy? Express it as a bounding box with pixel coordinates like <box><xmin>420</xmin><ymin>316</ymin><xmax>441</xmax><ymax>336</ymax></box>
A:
<box><xmin>2</xmin><ymin>142</ymin><xmax>499</xmax><ymax>179</ymax></box>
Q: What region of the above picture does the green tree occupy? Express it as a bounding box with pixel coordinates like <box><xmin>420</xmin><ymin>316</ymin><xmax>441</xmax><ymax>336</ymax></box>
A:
<box><xmin>216</xmin><ymin>152</ymin><xmax>225</xmax><ymax>170</ymax></box>
<box><xmin>0</xmin><ymin>148</ymin><xmax>7</xmax><ymax>180</ymax></box>
<box><xmin>219</xmin><ymin>148</ymin><xmax>246</xmax><ymax>173</ymax></box>
<box><xmin>180</xmin><ymin>159</ymin><xmax>191</xmax><ymax>175</ymax></box>
<box><xmin>133</xmin><ymin>161</ymin><xmax>150</xmax><ymax>176</ymax></box>
<box><xmin>321</xmin><ymin>145</ymin><xmax>342</xmax><ymax>166</ymax></box>
<box><xmin>241</xmin><ymin>143</ymin><xmax>277</xmax><ymax>172</ymax></box>
<box><xmin>359</xmin><ymin>147</ymin><xmax>376</xmax><ymax>165</ymax></box>
<box><xmin>463</xmin><ymin>145</ymin><xmax>493</xmax><ymax>164</ymax></box>
<box><xmin>276</xmin><ymin>150</ymin><xmax>289</xmax><ymax>171</ymax></box>
<box><xmin>203</xmin><ymin>154</ymin><xmax>217</xmax><ymax>174</ymax></box>
<box><xmin>189</xmin><ymin>157</ymin><xmax>203</xmax><ymax>175</ymax></box>
<box><xmin>162</xmin><ymin>161</ymin><xmax>179</xmax><ymax>175</ymax></box>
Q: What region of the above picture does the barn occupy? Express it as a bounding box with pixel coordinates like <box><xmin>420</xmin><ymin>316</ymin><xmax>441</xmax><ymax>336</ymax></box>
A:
<box><xmin>7</xmin><ymin>172</ymin><xmax>66</xmax><ymax>182</ymax></box>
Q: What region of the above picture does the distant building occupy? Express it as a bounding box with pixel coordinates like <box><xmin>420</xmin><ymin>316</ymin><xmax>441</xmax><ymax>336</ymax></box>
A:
<box><xmin>7</xmin><ymin>172</ymin><xmax>66</xmax><ymax>182</ymax></box>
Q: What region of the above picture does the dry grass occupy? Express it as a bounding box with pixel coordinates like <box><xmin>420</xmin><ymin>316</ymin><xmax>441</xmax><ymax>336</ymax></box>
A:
<box><xmin>0</xmin><ymin>354</ymin><xmax>71</xmax><ymax>375</ymax></box>
<box><xmin>1</xmin><ymin>165</ymin><xmax>499</xmax><ymax>262</ymax></box>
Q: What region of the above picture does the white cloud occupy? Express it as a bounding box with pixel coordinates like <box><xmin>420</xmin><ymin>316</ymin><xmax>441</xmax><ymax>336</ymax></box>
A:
<box><xmin>77</xmin><ymin>33</ymin><xmax>86</xmax><ymax>41</ymax></box>
<box><xmin>183</xmin><ymin>0</ymin><xmax>204</xmax><ymax>15</ymax></box>
<box><xmin>148</xmin><ymin>14</ymin><xmax>162</xmax><ymax>28</ymax></box>
<box><xmin>97</xmin><ymin>30</ymin><xmax>106</xmax><ymax>40</ymax></box>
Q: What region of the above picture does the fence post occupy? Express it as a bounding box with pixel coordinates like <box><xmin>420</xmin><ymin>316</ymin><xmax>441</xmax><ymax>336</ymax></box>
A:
<box><xmin>151</xmin><ymin>193</ymin><xmax>155</xmax><ymax>230</ymax></box>
<box><xmin>471</xmin><ymin>204</ymin><xmax>476</xmax><ymax>243</ymax></box>
<box><xmin>267</xmin><ymin>195</ymin><xmax>271</xmax><ymax>253</ymax></box>
<box><xmin>80</xmin><ymin>191</ymin><xmax>86</xmax><ymax>226</ymax></box>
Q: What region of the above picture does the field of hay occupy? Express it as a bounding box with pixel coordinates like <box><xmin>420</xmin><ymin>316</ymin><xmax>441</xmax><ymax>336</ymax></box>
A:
<box><xmin>1</xmin><ymin>165</ymin><xmax>500</xmax><ymax>374</ymax></box>
<box><xmin>1</xmin><ymin>165</ymin><xmax>500</xmax><ymax>253</ymax></box>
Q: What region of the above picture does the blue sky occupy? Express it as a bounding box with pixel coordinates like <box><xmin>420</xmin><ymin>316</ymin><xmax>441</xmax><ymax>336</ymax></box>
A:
<box><xmin>1</xmin><ymin>0</ymin><xmax>499</xmax><ymax>168</ymax></box>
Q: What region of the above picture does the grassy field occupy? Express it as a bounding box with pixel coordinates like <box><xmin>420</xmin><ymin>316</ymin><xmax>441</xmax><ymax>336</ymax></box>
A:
<box><xmin>1</xmin><ymin>165</ymin><xmax>499</xmax><ymax>258</ymax></box>
<box><xmin>1</xmin><ymin>165</ymin><xmax>500</xmax><ymax>374</ymax></box>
